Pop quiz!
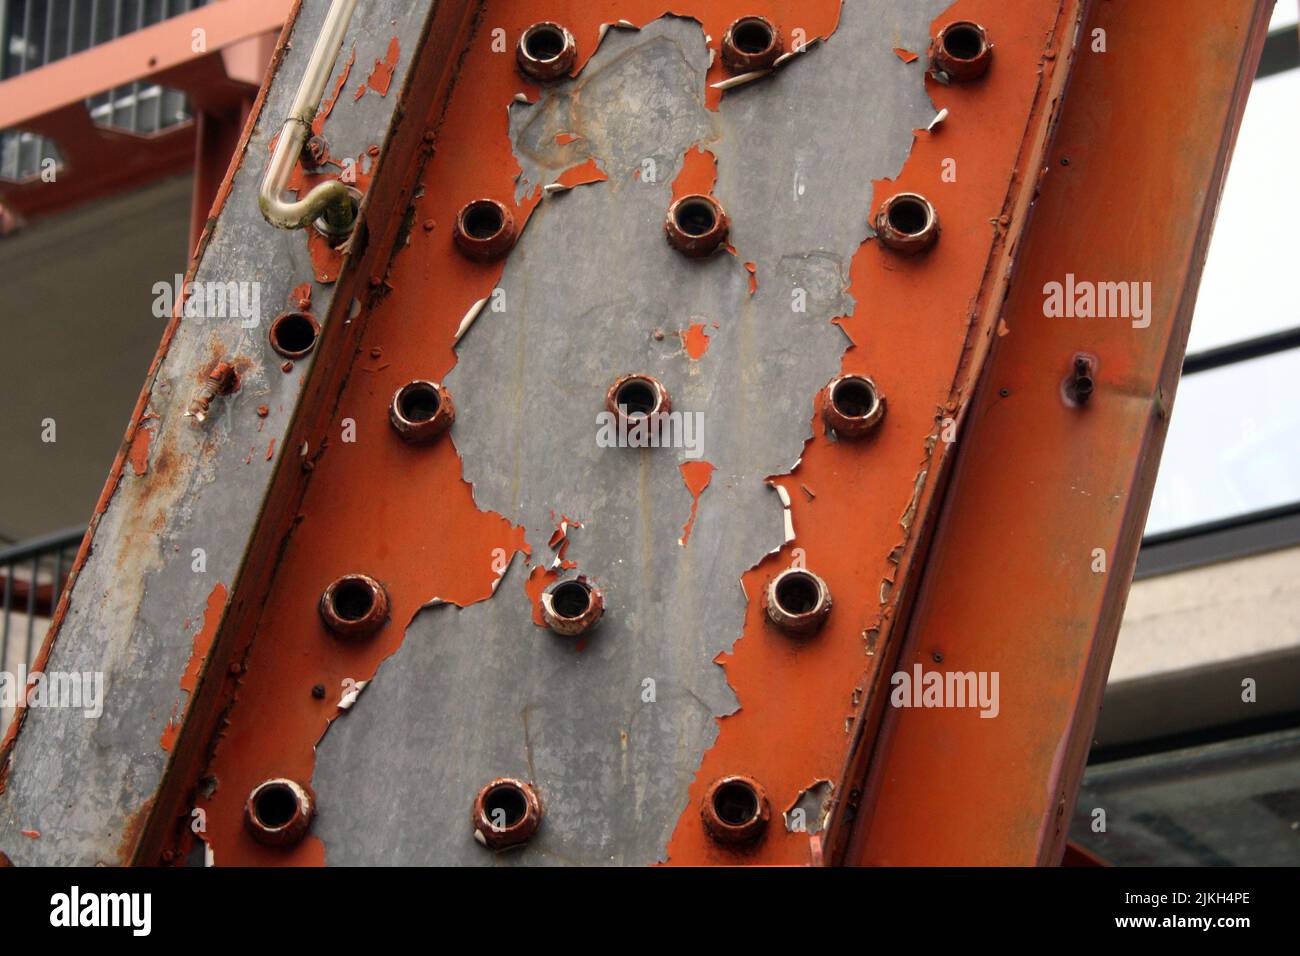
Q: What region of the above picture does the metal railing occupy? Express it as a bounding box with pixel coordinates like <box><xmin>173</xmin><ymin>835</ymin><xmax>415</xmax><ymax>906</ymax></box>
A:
<box><xmin>0</xmin><ymin>525</ymin><xmax>85</xmax><ymax>736</ymax></box>
<box><xmin>0</xmin><ymin>0</ymin><xmax>210</xmax><ymax>181</ymax></box>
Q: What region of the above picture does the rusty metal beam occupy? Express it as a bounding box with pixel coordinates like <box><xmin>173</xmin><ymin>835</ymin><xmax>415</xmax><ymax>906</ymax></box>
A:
<box><xmin>841</xmin><ymin>0</ymin><xmax>1271</xmax><ymax>866</ymax></box>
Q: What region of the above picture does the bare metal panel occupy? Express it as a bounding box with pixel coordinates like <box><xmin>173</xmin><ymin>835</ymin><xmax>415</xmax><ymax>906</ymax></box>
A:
<box><xmin>314</xmin><ymin>2</ymin><xmax>946</xmax><ymax>865</ymax></box>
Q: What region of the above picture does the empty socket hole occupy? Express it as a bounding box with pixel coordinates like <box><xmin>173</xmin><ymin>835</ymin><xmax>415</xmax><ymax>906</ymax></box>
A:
<box><xmin>713</xmin><ymin>781</ymin><xmax>760</xmax><ymax>827</ymax></box>
<box><xmin>484</xmin><ymin>784</ymin><xmax>528</xmax><ymax>828</ymax></box>
<box><xmin>551</xmin><ymin>581</ymin><xmax>592</xmax><ymax>619</ymax></box>
<box><xmin>332</xmin><ymin>578</ymin><xmax>376</xmax><ymax>622</ymax></box>
<box><xmin>525</xmin><ymin>25</ymin><xmax>565</xmax><ymax>61</ymax></box>
<box><xmin>463</xmin><ymin>202</ymin><xmax>505</xmax><ymax>240</ymax></box>
<box><xmin>616</xmin><ymin>379</ymin><xmax>658</xmax><ymax>416</ymax></box>
<box><xmin>775</xmin><ymin>572</ymin><xmax>820</xmax><ymax>615</ymax></box>
<box><xmin>253</xmin><ymin>784</ymin><xmax>299</xmax><ymax>829</ymax></box>
<box><xmin>733</xmin><ymin>18</ymin><xmax>775</xmax><ymax>54</ymax></box>
<box><xmin>270</xmin><ymin>313</ymin><xmax>318</xmax><ymax>357</ymax></box>
<box><xmin>943</xmin><ymin>24</ymin><xmax>984</xmax><ymax>60</ymax></box>
<box><xmin>398</xmin><ymin>383</ymin><xmax>440</xmax><ymax>423</ymax></box>
<box><xmin>832</xmin><ymin>378</ymin><xmax>878</xmax><ymax>418</ymax></box>
<box><xmin>887</xmin><ymin>198</ymin><xmax>930</xmax><ymax>236</ymax></box>
<box><xmin>675</xmin><ymin>200</ymin><xmax>717</xmax><ymax>237</ymax></box>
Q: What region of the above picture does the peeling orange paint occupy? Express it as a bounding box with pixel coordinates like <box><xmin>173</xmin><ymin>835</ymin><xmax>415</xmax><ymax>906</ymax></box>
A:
<box><xmin>179</xmin><ymin>0</ymin><xmax>1070</xmax><ymax>870</ymax></box>
<box><xmin>678</xmin><ymin>460</ymin><xmax>715</xmax><ymax>545</ymax></box>
<box><xmin>313</xmin><ymin>47</ymin><xmax>355</xmax><ymax>136</ymax></box>
<box><xmin>681</xmin><ymin>322</ymin><xmax>710</xmax><ymax>359</ymax></box>
<box><xmin>161</xmin><ymin>583</ymin><xmax>227</xmax><ymax>753</ymax></box>
<box><xmin>357</xmin><ymin>36</ymin><xmax>401</xmax><ymax>100</ymax></box>
<box><xmin>671</xmin><ymin>144</ymin><xmax>718</xmax><ymax>200</ymax></box>
<box><xmin>127</xmin><ymin>415</ymin><xmax>157</xmax><ymax>477</ymax></box>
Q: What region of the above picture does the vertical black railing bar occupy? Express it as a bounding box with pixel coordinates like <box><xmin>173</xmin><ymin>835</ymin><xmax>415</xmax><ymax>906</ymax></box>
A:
<box><xmin>23</xmin><ymin>553</ymin><xmax>38</xmax><ymax>668</ymax></box>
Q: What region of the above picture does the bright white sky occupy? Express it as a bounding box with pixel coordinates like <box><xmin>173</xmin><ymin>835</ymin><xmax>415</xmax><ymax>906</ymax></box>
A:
<box><xmin>1147</xmin><ymin>19</ymin><xmax>1300</xmax><ymax>534</ymax></box>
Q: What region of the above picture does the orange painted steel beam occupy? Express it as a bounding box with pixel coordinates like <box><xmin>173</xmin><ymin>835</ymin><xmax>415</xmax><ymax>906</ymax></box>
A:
<box><xmin>0</xmin><ymin>0</ymin><xmax>289</xmax><ymax>222</ymax></box>
<box><xmin>153</xmin><ymin>0</ymin><xmax>1086</xmax><ymax>867</ymax></box>
<box><xmin>842</xmin><ymin>0</ymin><xmax>1271</xmax><ymax>866</ymax></box>
<box><xmin>0</xmin><ymin>0</ymin><xmax>291</xmax><ymax>130</ymax></box>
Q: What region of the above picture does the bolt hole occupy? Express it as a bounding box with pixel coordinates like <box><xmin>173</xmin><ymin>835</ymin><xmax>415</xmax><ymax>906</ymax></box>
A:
<box><xmin>252</xmin><ymin>783</ymin><xmax>299</xmax><ymax>830</ymax></box>
<box><xmin>551</xmin><ymin>581</ymin><xmax>592</xmax><ymax>619</ymax></box>
<box><xmin>774</xmin><ymin>572</ymin><xmax>820</xmax><ymax>615</ymax></box>
<box><xmin>484</xmin><ymin>783</ymin><xmax>528</xmax><ymax>828</ymax></box>
<box><xmin>616</xmin><ymin>379</ymin><xmax>658</xmax><ymax>417</ymax></box>
<box><xmin>831</xmin><ymin>378</ymin><xmax>878</xmax><ymax>419</ymax></box>
<box><xmin>713</xmin><ymin>781</ymin><xmax>760</xmax><ymax>827</ymax></box>
<box><xmin>397</xmin><ymin>383</ymin><xmax>440</xmax><ymax>423</ymax></box>
<box><xmin>462</xmin><ymin>201</ymin><xmax>506</xmax><ymax>240</ymax></box>
<box><xmin>269</xmin><ymin>312</ymin><xmax>318</xmax><ymax>358</ymax></box>
<box><xmin>331</xmin><ymin>578</ymin><xmax>376</xmax><ymax>622</ymax></box>
<box><xmin>943</xmin><ymin>24</ymin><xmax>985</xmax><ymax>61</ymax></box>
<box><xmin>524</xmin><ymin>25</ymin><xmax>565</xmax><ymax>61</ymax></box>
<box><xmin>733</xmin><ymin>18</ymin><xmax>775</xmax><ymax>54</ymax></box>
<box><xmin>887</xmin><ymin>197</ymin><xmax>930</xmax><ymax>236</ymax></box>
<box><xmin>675</xmin><ymin>200</ymin><xmax>717</xmax><ymax>237</ymax></box>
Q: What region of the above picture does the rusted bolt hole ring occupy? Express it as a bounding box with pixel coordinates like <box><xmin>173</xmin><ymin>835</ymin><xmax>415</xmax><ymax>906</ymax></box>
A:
<box><xmin>875</xmin><ymin>193</ymin><xmax>939</xmax><ymax>255</ymax></box>
<box><xmin>605</xmin><ymin>374</ymin><xmax>671</xmax><ymax>423</ymax></box>
<box><xmin>677</xmin><ymin>198</ymin><xmax>718</xmax><ymax>236</ymax></box>
<box><xmin>453</xmin><ymin>199</ymin><xmax>516</xmax><ymax>261</ymax></box>
<box><xmin>541</xmin><ymin>577</ymin><xmax>604</xmax><ymax>636</ymax></box>
<box><xmin>473</xmin><ymin>778</ymin><xmax>542</xmax><ymax>849</ymax></box>
<box><xmin>552</xmin><ymin>580</ymin><xmax>592</xmax><ymax>618</ymax></box>
<box><xmin>389</xmin><ymin>380</ymin><xmax>455</xmax><ymax>443</ymax></box>
<box><xmin>944</xmin><ymin>22</ymin><xmax>986</xmax><ymax>60</ymax></box>
<box><xmin>764</xmin><ymin>567</ymin><xmax>832</xmax><ymax>636</ymax></box>
<box><xmin>244</xmin><ymin>778</ymin><xmax>314</xmax><ymax>847</ymax></box>
<box><xmin>888</xmin><ymin>196</ymin><xmax>931</xmax><ymax>235</ymax></box>
<box><xmin>702</xmin><ymin>775</ymin><xmax>770</xmax><ymax>844</ymax></box>
<box><xmin>933</xmin><ymin>21</ymin><xmax>992</xmax><ymax>81</ymax></box>
<box><xmin>517</xmin><ymin>22</ymin><xmax>576</xmax><ymax>80</ymax></box>
<box><xmin>319</xmin><ymin>573</ymin><xmax>389</xmax><ymax>637</ymax></box>
<box><xmin>269</xmin><ymin>311</ymin><xmax>319</xmax><ymax>359</ymax></box>
<box><xmin>832</xmin><ymin>377</ymin><xmax>879</xmax><ymax>419</ymax></box>
<box><xmin>721</xmin><ymin>16</ymin><xmax>783</xmax><ymax>71</ymax></box>
<box><xmin>312</xmin><ymin>186</ymin><xmax>362</xmax><ymax>244</ymax></box>
<box><xmin>665</xmin><ymin>194</ymin><xmax>728</xmax><ymax>258</ymax></box>
<box><xmin>733</xmin><ymin>18</ymin><xmax>775</xmax><ymax>54</ymax></box>
<box><xmin>824</xmin><ymin>374</ymin><xmax>885</xmax><ymax>436</ymax></box>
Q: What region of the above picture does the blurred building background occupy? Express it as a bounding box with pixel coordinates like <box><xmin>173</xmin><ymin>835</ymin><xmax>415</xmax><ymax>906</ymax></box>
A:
<box><xmin>0</xmin><ymin>0</ymin><xmax>1296</xmax><ymax>865</ymax></box>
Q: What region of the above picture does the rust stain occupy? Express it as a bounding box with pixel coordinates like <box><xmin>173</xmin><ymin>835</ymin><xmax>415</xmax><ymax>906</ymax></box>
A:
<box><xmin>20</xmin><ymin>829</ymin><xmax>39</xmax><ymax>839</ymax></box>
<box><xmin>126</xmin><ymin>414</ymin><xmax>157</xmax><ymax>477</ymax></box>
<box><xmin>266</xmin><ymin>439</ymin><xmax>277</xmax><ymax>461</ymax></box>
<box><xmin>678</xmin><ymin>461</ymin><xmax>716</xmax><ymax>546</ymax></box>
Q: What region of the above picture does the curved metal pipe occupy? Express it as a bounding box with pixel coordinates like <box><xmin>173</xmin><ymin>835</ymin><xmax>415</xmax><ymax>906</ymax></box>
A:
<box><xmin>259</xmin><ymin>0</ymin><xmax>361</xmax><ymax>231</ymax></box>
